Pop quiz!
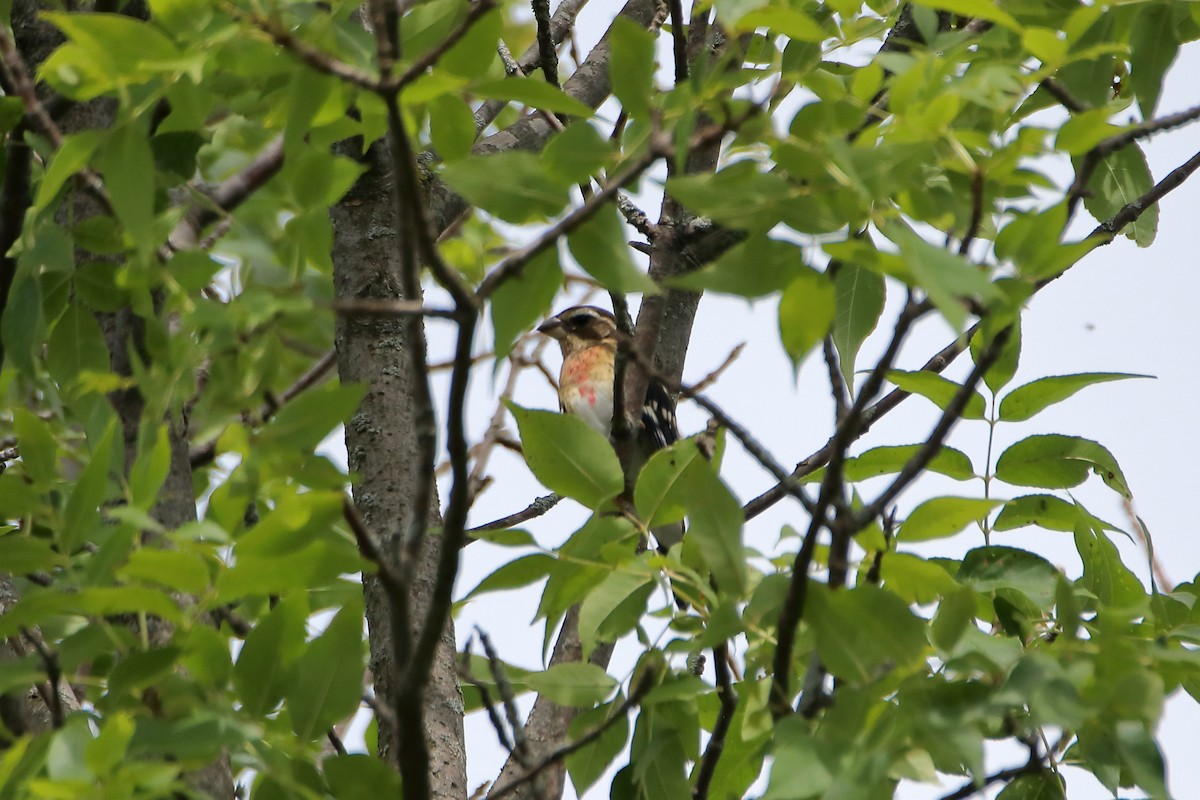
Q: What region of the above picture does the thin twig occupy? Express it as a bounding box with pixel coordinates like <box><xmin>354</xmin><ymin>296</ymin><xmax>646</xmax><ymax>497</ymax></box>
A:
<box><xmin>467</xmin><ymin>494</ymin><xmax>562</xmax><ymax>533</ymax></box>
<box><xmin>476</xmin><ymin>627</ymin><xmax>529</xmax><ymax>764</ymax></box>
<box><xmin>690</xmin><ymin>342</ymin><xmax>745</xmax><ymax>394</ymax></box>
<box><xmin>20</xmin><ymin>626</ymin><xmax>65</xmax><ymax>729</ymax></box>
<box><xmin>531</xmin><ymin>0</ymin><xmax>561</xmax><ymax>88</ymax></box>
<box><xmin>692</xmin><ymin>641</ymin><xmax>737</xmax><ymax>800</ymax></box>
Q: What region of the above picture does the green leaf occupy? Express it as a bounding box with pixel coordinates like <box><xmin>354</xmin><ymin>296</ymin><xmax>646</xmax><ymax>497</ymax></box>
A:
<box><xmin>995</xmin><ymin>771</ymin><xmax>1065</xmax><ymax>800</ymax></box>
<box><xmin>899</xmin><ymin>497</ymin><xmax>1006</xmax><ymax>542</ymax></box>
<box><xmin>1083</xmin><ymin>145</ymin><xmax>1158</xmax><ymax>247</ymax></box>
<box><xmin>12</xmin><ymin>409</ymin><xmax>56</xmax><ymax>485</ymax></box>
<box><xmin>911</xmin><ymin>0</ymin><xmax>1021</xmax><ymax>30</ymax></box>
<box><xmin>635</xmin><ymin>439</ymin><xmax>703</xmax><ymax>528</ymax></box>
<box><xmin>259</xmin><ymin>382</ymin><xmax>366</xmax><ymax>452</ymax></box>
<box><xmin>61</xmin><ymin>418</ymin><xmax>116</xmax><ymax>553</ymax></box>
<box><xmin>993</xmin><ymin>494</ymin><xmax>1079</xmax><ymax>533</ymax></box>
<box><xmin>958</xmin><ymin>546</ymin><xmax>1058</xmax><ymax>610</ymax></box>
<box><xmin>472</xmin><ymin>78</ymin><xmax>594</xmax><ymax>118</ymax></box>
<box><xmin>735</xmin><ymin>6</ymin><xmax>826</xmax><ymax>40</ymax></box>
<box><xmin>46</xmin><ymin>305</ymin><xmax>111</xmax><ymax>399</ymax></box>
<box><xmin>764</xmin><ymin>718</ymin><xmax>833</xmax><ymax>798</ymax></box>
<box><xmin>542</xmin><ymin>122</ymin><xmax>614</xmax><ymax>185</ymax></box>
<box><xmin>999</xmin><ymin>372</ymin><xmax>1151</xmax><ymax>422</ymax></box>
<box><xmin>508</xmin><ymin>403</ymin><xmax>624</xmax><ymax>509</ymax></box>
<box><xmin>1074</xmin><ymin>514</ymin><xmax>1145</xmax><ymax>608</ymax></box>
<box><xmin>609</xmin><ymin>17</ymin><xmax>656</xmax><ymax>119</ymax></box>
<box><xmin>440</xmin><ymin>7</ymin><xmax>502</xmax><ymax>79</ymax></box>
<box><xmin>465</xmin><ymin>553</ymin><xmax>557</xmax><ymax>599</ymax></box>
<box><xmin>34</xmin><ymin>130</ymin><xmax>105</xmax><ymax>213</ymax></box>
<box><xmin>832</xmin><ymin>263</ymin><xmax>885</xmax><ymax>392</ymax></box>
<box><xmin>879</xmin><ymin>552</ymin><xmax>959</xmax><ymax>605</ymax></box>
<box><xmin>1129</xmin><ymin>3</ymin><xmax>1178</xmax><ymax>118</ymax></box>
<box><xmin>428</xmin><ymin>94</ymin><xmax>476</xmax><ymax>163</ymax></box>
<box><xmin>567</xmin><ymin>206</ymin><xmax>657</xmax><ymax>294</ymax></box>
<box><xmin>887</xmin><ymin>370</ymin><xmax>987</xmax><ymax>420</ymax></box>
<box><xmin>972</xmin><ymin>312</ymin><xmax>1022</xmax><ymax>394</ymax></box>
<box><xmin>99</xmin><ymin>121</ymin><xmax>156</xmax><ymax>255</ymax></box>
<box><xmin>323</xmin><ymin>754</ymin><xmax>403</xmax><ymax>800</ymax></box>
<box><xmin>524</xmin><ymin>662</ymin><xmax>617</xmax><ymax>707</ymax></box>
<box><xmin>1115</xmin><ymin>721</ymin><xmax>1169</xmax><ymax>800</ymax></box>
<box><xmin>491</xmin><ymin>249</ymin><xmax>561</xmax><ymax>361</ymax></box>
<box><xmin>778</xmin><ymin>268</ymin><xmax>835</xmax><ymax>364</ymax></box>
<box><xmin>578</xmin><ymin>567</ymin><xmax>654</xmax><ymax>657</ymax></box>
<box><xmin>129</xmin><ymin>424</ymin><xmax>172</xmax><ymax>511</ymax></box>
<box><xmin>234</xmin><ymin>594</ymin><xmax>308</xmax><ymax>717</ymax></box>
<box><xmin>932</xmin><ymin>586</ymin><xmax>978</xmax><ymax>650</ymax></box>
<box><xmin>0</xmin><ymin>534</ymin><xmax>67</xmax><ymax>574</ymax></box>
<box><xmin>671</xmin><ymin>236</ymin><xmax>808</xmax><ymax>298</ymax></box>
<box><xmin>441</xmin><ymin>151</ymin><xmax>570</xmax><ymax>223</ymax></box>
<box><xmin>287</xmin><ymin>600</ymin><xmax>365</xmax><ymax>741</ymax></box>
<box><xmin>884</xmin><ymin>221</ymin><xmax>1003</xmax><ymax>330</ymax></box>
<box><xmin>843</xmin><ymin>444</ymin><xmax>975</xmax><ymax>482</ymax></box>
<box><xmin>673</xmin><ymin>458</ymin><xmax>748</xmax><ymax>597</ymax></box>
<box><xmin>118</xmin><ymin>549</ymin><xmax>210</xmax><ymax>595</ymax></box>
<box><xmin>808</xmin><ymin>584</ymin><xmax>928</xmax><ymax>683</ymax></box>
<box><xmin>668</xmin><ymin>163</ymin><xmax>841</xmax><ymax>235</ymax></box>
<box><xmin>567</xmin><ymin>696</ymin><xmax>631</xmax><ymax>796</ymax></box>
<box><xmin>995</xmin><ymin>434</ymin><xmax>1130</xmax><ymax>498</ymax></box>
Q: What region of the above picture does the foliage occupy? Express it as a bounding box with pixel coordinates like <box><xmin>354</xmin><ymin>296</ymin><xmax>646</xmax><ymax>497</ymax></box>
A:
<box><xmin>0</xmin><ymin>0</ymin><xmax>1198</xmax><ymax>799</ymax></box>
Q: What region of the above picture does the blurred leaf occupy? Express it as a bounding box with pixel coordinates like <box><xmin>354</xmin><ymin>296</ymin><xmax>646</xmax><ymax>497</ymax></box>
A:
<box><xmin>440</xmin><ymin>7</ymin><xmax>501</xmax><ymax>79</ymax></box>
<box><xmin>993</xmin><ymin>494</ymin><xmax>1078</xmax><ymax>533</ymax></box>
<box><xmin>880</xmin><ymin>552</ymin><xmax>959</xmax><ymax>605</ymax></box>
<box><xmin>932</xmin><ymin>586</ymin><xmax>978</xmax><ymax>650</ymax></box>
<box><xmin>508</xmin><ymin>404</ymin><xmax>624</xmax><ymax>509</ymax></box>
<box><xmin>234</xmin><ymin>594</ymin><xmax>308</xmax><ymax>717</ymax></box>
<box><xmin>287</xmin><ymin>600</ymin><xmax>365</xmax><ymax>741</ymax></box>
<box><xmin>995</xmin><ymin>771</ymin><xmax>1065</xmax><ymax>799</ymax></box>
<box><xmin>567</xmin><ymin>206</ymin><xmax>657</xmax><ymax>293</ymax></box>
<box><xmin>567</xmin><ymin>696</ymin><xmax>631</xmax><ymax>796</ymax></box>
<box><xmin>972</xmin><ymin>313</ymin><xmax>1022</xmax><ymax>394</ymax></box>
<box><xmin>883</xmin><ymin>221</ymin><xmax>1002</xmax><ymax>330</ymax></box>
<box><xmin>1129</xmin><ymin>4</ymin><xmax>1177</xmax><ymax>118</ymax></box>
<box><xmin>578</xmin><ymin>568</ymin><xmax>655</xmax><ymax>658</ymax></box>
<box><xmin>12</xmin><ymin>409</ymin><xmax>56</xmax><ymax>485</ymax></box>
<box><xmin>442</xmin><ymin>152</ymin><xmax>569</xmax><ymax>222</ymax></box>
<box><xmin>47</xmin><ymin>305</ymin><xmax>111</xmax><ymax>399</ymax></box>
<box><xmin>118</xmin><ymin>548</ymin><xmax>210</xmax><ymax>595</ymax></box>
<box><xmin>525</xmin><ymin>662</ymin><xmax>617</xmax><ymax>707</ymax></box>
<box><xmin>999</xmin><ymin>372</ymin><xmax>1151</xmax><ymax>422</ymax></box>
<box><xmin>899</xmin><ymin>497</ymin><xmax>1006</xmax><ymax>542</ymax></box>
<box><xmin>259</xmin><ymin>382</ymin><xmax>366</xmax><ymax>452</ymax></box>
<box><xmin>609</xmin><ymin>17</ymin><xmax>655</xmax><ymax>119</ymax></box>
<box><xmin>542</xmin><ymin>122</ymin><xmax>614</xmax><ymax>184</ymax></box>
<box><xmin>1074</xmin><ymin>515</ymin><xmax>1146</xmax><ymax>608</ymax></box>
<box><xmin>671</xmin><ymin>236</ymin><xmax>808</xmax><ymax>298</ymax></box>
<box><xmin>491</xmin><ymin>249</ymin><xmax>561</xmax><ymax>361</ymax></box>
<box><xmin>129</xmin><ymin>424</ymin><xmax>171</xmax><ymax>511</ymax></box>
<box><xmin>778</xmin><ymin>268</ymin><xmax>836</xmax><ymax>364</ymax></box>
<box><xmin>324</xmin><ymin>754</ymin><xmax>402</xmax><ymax>799</ymax></box>
<box><xmin>428</xmin><ymin>94</ymin><xmax>476</xmax><ymax>162</ymax></box>
<box><xmin>832</xmin><ymin>263</ymin><xmax>885</xmax><ymax>391</ymax></box>
<box><xmin>473</xmin><ymin>78</ymin><xmax>594</xmax><ymax>118</ymax></box>
<box><xmin>99</xmin><ymin>121</ymin><xmax>156</xmax><ymax>255</ymax></box>
<box><xmin>61</xmin><ymin>418</ymin><xmax>116</xmax><ymax>553</ymax></box>
<box><xmin>995</xmin><ymin>434</ymin><xmax>1130</xmax><ymax>497</ymax></box>
<box><xmin>764</xmin><ymin>717</ymin><xmax>833</xmax><ymax>798</ymax></box>
<box><xmin>958</xmin><ymin>546</ymin><xmax>1058</xmax><ymax>610</ymax></box>
<box><xmin>808</xmin><ymin>584</ymin><xmax>927</xmax><ymax>683</ymax></box>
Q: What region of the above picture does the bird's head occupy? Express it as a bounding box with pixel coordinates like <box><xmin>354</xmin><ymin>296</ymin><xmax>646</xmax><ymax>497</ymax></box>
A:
<box><xmin>537</xmin><ymin>306</ymin><xmax>619</xmax><ymax>356</ymax></box>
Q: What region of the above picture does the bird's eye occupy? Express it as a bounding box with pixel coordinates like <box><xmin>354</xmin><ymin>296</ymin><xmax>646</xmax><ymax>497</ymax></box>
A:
<box><xmin>568</xmin><ymin>313</ymin><xmax>593</xmax><ymax>327</ymax></box>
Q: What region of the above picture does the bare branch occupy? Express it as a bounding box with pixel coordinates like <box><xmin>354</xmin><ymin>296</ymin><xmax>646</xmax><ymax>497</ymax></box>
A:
<box><xmin>531</xmin><ymin>0</ymin><xmax>561</xmax><ymax>88</ymax></box>
<box><xmin>668</xmin><ymin>0</ymin><xmax>688</xmax><ymax>84</ymax></box>
<box><xmin>468</xmin><ymin>493</ymin><xmax>562</xmax><ymax>534</ymax></box>
<box><xmin>1038</xmin><ymin>77</ymin><xmax>1088</xmax><ymax>114</ymax></box>
<box><xmin>692</xmin><ymin>641</ymin><xmax>737</xmax><ymax>800</ymax></box>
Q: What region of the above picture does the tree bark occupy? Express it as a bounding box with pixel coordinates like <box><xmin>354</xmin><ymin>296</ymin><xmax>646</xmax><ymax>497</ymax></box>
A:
<box><xmin>331</xmin><ymin>138</ymin><xmax>468</xmax><ymax>800</ymax></box>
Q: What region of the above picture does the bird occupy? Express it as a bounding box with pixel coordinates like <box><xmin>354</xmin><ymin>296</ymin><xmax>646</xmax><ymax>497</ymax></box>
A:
<box><xmin>537</xmin><ymin>305</ymin><xmax>684</xmax><ymax>552</ymax></box>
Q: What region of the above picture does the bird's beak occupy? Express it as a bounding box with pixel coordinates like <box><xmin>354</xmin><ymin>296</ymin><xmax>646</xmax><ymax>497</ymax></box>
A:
<box><xmin>537</xmin><ymin>318</ymin><xmax>565</xmax><ymax>339</ymax></box>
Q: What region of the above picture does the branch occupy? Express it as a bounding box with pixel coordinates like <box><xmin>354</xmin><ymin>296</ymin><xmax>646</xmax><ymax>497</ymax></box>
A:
<box><xmin>531</xmin><ymin>0</ymin><xmax>561</xmax><ymax>88</ymax></box>
<box><xmin>692</xmin><ymin>641</ymin><xmax>737</xmax><ymax>800</ymax></box>
<box><xmin>487</xmin><ymin>670</ymin><xmax>655</xmax><ymax>800</ymax></box>
<box><xmin>467</xmin><ymin>493</ymin><xmax>562</xmax><ymax>533</ymax></box>
<box><xmin>475</xmin><ymin>628</ymin><xmax>529</xmax><ymax>764</ymax></box>
<box><xmin>20</xmin><ymin>627</ymin><xmax>64</xmax><ymax>729</ymax></box>
<box><xmin>1038</xmin><ymin>77</ymin><xmax>1088</xmax><ymax>114</ymax></box>
<box><xmin>668</xmin><ymin>0</ymin><xmax>688</xmax><ymax>84</ymax></box>
<box><xmin>0</xmin><ymin>128</ymin><xmax>31</xmax><ymax>372</ymax></box>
